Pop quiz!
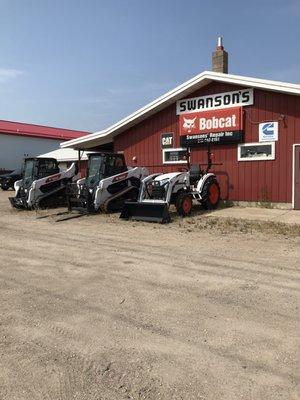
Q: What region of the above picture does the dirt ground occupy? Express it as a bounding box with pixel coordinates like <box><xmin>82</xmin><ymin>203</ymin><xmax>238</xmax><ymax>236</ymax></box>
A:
<box><xmin>0</xmin><ymin>190</ymin><xmax>299</xmax><ymax>400</ymax></box>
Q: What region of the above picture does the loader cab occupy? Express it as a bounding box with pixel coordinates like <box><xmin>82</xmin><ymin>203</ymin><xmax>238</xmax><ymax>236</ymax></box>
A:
<box><xmin>22</xmin><ymin>157</ymin><xmax>59</xmax><ymax>187</ymax></box>
<box><xmin>86</xmin><ymin>153</ymin><xmax>127</xmax><ymax>188</ymax></box>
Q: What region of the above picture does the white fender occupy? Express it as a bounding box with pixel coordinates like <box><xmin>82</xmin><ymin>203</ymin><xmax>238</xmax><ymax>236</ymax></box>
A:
<box><xmin>196</xmin><ymin>173</ymin><xmax>216</xmax><ymax>193</ymax></box>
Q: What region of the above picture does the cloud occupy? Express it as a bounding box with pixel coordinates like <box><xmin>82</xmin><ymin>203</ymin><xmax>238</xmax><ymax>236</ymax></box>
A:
<box><xmin>0</xmin><ymin>68</ymin><xmax>23</xmax><ymax>83</ymax></box>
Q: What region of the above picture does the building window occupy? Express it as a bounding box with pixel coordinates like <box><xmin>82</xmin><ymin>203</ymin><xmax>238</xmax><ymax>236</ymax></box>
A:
<box><xmin>163</xmin><ymin>148</ymin><xmax>188</xmax><ymax>164</ymax></box>
<box><xmin>238</xmin><ymin>142</ymin><xmax>275</xmax><ymax>161</ymax></box>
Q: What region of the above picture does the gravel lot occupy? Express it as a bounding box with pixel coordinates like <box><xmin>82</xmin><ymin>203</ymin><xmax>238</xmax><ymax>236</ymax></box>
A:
<box><xmin>0</xmin><ymin>190</ymin><xmax>299</xmax><ymax>400</ymax></box>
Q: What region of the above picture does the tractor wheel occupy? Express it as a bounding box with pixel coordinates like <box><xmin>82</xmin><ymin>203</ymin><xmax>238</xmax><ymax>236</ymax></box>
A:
<box><xmin>176</xmin><ymin>192</ymin><xmax>193</xmax><ymax>217</ymax></box>
<box><xmin>201</xmin><ymin>177</ymin><xmax>220</xmax><ymax>210</ymax></box>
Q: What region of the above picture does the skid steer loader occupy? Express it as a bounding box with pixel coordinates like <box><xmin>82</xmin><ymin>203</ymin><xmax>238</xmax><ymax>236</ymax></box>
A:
<box><xmin>120</xmin><ymin>147</ymin><xmax>221</xmax><ymax>223</ymax></box>
<box><xmin>9</xmin><ymin>157</ymin><xmax>77</xmax><ymax>209</ymax></box>
<box><xmin>66</xmin><ymin>152</ymin><xmax>148</xmax><ymax>213</ymax></box>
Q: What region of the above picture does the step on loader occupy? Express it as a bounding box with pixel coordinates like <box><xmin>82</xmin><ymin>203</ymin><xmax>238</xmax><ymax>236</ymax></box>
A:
<box><xmin>9</xmin><ymin>157</ymin><xmax>77</xmax><ymax>209</ymax></box>
<box><xmin>66</xmin><ymin>153</ymin><xmax>148</xmax><ymax>213</ymax></box>
<box><xmin>120</xmin><ymin>147</ymin><xmax>221</xmax><ymax>223</ymax></box>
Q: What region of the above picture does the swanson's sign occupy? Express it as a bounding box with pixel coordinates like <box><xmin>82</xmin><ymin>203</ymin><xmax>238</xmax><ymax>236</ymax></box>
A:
<box><xmin>176</xmin><ymin>88</ymin><xmax>253</xmax><ymax>115</ymax></box>
<box><xmin>180</xmin><ymin>131</ymin><xmax>244</xmax><ymax>147</ymax></box>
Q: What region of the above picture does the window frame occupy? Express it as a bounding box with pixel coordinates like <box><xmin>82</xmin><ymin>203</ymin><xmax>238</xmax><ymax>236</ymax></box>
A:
<box><xmin>162</xmin><ymin>147</ymin><xmax>188</xmax><ymax>165</ymax></box>
<box><xmin>237</xmin><ymin>142</ymin><xmax>275</xmax><ymax>162</ymax></box>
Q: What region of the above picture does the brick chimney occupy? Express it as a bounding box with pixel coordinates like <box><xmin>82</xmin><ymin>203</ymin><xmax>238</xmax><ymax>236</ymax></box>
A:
<box><xmin>212</xmin><ymin>37</ymin><xmax>228</xmax><ymax>73</ymax></box>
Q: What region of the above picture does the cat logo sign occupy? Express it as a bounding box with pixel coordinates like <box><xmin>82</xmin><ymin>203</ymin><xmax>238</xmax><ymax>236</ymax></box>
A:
<box><xmin>179</xmin><ymin>107</ymin><xmax>243</xmax><ymax>135</ymax></box>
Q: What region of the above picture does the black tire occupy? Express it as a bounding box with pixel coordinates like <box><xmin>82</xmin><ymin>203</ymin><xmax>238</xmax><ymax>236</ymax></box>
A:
<box><xmin>201</xmin><ymin>177</ymin><xmax>220</xmax><ymax>210</ymax></box>
<box><xmin>176</xmin><ymin>192</ymin><xmax>193</xmax><ymax>217</ymax></box>
<box><xmin>1</xmin><ymin>184</ymin><xmax>9</xmax><ymax>191</ymax></box>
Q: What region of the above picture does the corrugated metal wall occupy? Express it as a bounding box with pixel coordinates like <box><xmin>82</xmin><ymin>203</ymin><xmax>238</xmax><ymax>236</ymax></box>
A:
<box><xmin>0</xmin><ymin>134</ymin><xmax>65</xmax><ymax>171</ymax></box>
<box><xmin>114</xmin><ymin>82</ymin><xmax>300</xmax><ymax>203</ymax></box>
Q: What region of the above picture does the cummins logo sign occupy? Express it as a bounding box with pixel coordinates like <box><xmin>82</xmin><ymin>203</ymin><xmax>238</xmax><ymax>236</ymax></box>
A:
<box><xmin>176</xmin><ymin>88</ymin><xmax>253</xmax><ymax>115</ymax></box>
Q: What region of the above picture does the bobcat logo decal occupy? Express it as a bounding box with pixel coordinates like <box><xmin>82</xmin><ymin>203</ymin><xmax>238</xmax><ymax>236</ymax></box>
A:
<box><xmin>183</xmin><ymin>117</ymin><xmax>196</xmax><ymax>133</ymax></box>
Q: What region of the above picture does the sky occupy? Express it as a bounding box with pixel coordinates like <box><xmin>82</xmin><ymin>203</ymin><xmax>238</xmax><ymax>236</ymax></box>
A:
<box><xmin>0</xmin><ymin>0</ymin><xmax>299</xmax><ymax>132</ymax></box>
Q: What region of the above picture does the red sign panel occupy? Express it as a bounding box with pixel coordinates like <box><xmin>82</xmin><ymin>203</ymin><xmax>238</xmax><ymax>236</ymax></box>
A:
<box><xmin>112</xmin><ymin>172</ymin><xmax>128</xmax><ymax>182</ymax></box>
<box><xmin>179</xmin><ymin>107</ymin><xmax>243</xmax><ymax>136</ymax></box>
<box><xmin>45</xmin><ymin>174</ymin><xmax>61</xmax><ymax>184</ymax></box>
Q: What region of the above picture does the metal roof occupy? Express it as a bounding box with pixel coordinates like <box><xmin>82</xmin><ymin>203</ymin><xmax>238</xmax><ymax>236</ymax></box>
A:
<box><xmin>60</xmin><ymin>71</ymin><xmax>300</xmax><ymax>150</ymax></box>
<box><xmin>38</xmin><ymin>148</ymin><xmax>94</xmax><ymax>162</ymax></box>
<box><xmin>0</xmin><ymin>119</ymin><xmax>90</xmax><ymax>140</ymax></box>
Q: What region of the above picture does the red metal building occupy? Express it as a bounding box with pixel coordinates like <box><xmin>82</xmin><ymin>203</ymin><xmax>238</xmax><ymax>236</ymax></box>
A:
<box><xmin>61</xmin><ymin>45</ymin><xmax>300</xmax><ymax>209</ymax></box>
<box><xmin>0</xmin><ymin>120</ymin><xmax>89</xmax><ymax>173</ymax></box>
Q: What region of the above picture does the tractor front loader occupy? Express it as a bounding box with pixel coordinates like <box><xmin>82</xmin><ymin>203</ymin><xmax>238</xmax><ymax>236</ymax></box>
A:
<box><xmin>120</xmin><ymin>147</ymin><xmax>221</xmax><ymax>223</ymax></box>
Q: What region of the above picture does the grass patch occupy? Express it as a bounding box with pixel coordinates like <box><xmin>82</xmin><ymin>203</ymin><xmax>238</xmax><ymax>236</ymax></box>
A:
<box><xmin>190</xmin><ymin>216</ymin><xmax>300</xmax><ymax>236</ymax></box>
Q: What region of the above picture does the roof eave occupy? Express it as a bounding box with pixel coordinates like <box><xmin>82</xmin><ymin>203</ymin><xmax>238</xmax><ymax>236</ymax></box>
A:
<box><xmin>60</xmin><ymin>71</ymin><xmax>300</xmax><ymax>150</ymax></box>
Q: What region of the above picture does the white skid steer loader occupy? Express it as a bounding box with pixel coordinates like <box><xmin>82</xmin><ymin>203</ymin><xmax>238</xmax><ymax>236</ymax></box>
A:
<box><xmin>120</xmin><ymin>147</ymin><xmax>221</xmax><ymax>223</ymax></box>
<box><xmin>66</xmin><ymin>153</ymin><xmax>148</xmax><ymax>213</ymax></box>
<box><xmin>9</xmin><ymin>157</ymin><xmax>77</xmax><ymax>209</ymax></box>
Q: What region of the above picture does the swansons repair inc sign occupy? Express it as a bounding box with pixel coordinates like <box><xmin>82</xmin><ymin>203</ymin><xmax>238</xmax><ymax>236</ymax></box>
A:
<box><xmin>179</xmin><ymin>107</ymin><xmax>243</xmax><ymax>135</ymax></box>
<box><xmin>176</xmin><ymin>88</ymin><xmax>253</xmax><ymax>115</ymax></box>
<box><xmin>179</xmin><ymin>107</ymin><xmax>244</xmax><ymax>146</ymax></box>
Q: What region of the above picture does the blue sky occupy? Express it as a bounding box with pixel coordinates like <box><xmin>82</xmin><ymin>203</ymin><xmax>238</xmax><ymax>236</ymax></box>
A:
<box><xmin>0</xmin><ymin>0</ymin><xmax>299</xmax><ymax>132</ymax></box>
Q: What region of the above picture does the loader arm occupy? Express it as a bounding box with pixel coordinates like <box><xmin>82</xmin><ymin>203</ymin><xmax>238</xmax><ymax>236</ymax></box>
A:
<box><xmin>93</xmin><ymin>167</ymin><xmax>148</xmax><ymax>211</ymax></box>
<box><xmin>138</xmin><ymin>173</ymin><xmax>162</xmax><ymax>202</ymax></box>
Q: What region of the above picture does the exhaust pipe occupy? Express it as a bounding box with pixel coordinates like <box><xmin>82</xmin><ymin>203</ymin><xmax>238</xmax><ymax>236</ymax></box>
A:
<box><xmin>120</xmin><ymin>201</ymin><xmax>171</xmax><ymax>224</ymax></box>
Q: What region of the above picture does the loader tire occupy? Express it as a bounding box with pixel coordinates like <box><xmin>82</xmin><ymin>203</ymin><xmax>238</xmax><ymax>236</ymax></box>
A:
<box><xmin>176</xmin><ymin>192</ymin><xmax>193</xmax><ymax>217</ymax></box>
<box><xmin>201</xmin><ymin>177</ymin><xmax>220</xmax><ymax>210</ymax></box>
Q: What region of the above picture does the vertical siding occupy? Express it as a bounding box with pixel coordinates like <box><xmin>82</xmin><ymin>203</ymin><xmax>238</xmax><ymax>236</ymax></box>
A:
<box><xmin>114</xmin><ymin>82</ymin><xmax>299</xmax><ymax>204</ymax></box>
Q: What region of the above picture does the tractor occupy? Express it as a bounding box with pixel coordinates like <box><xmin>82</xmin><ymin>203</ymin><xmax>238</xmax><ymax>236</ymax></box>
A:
<box><xmin>120</xmin><ymin>147</ymin><xmax>220</xmax><ymax>223</ymax></box>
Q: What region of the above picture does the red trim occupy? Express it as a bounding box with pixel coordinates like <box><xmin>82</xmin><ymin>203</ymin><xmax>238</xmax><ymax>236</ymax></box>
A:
<box><xmin>0</xmin><ymin>119</ymin><xmax>89</xmax><ymax>140</ymax></box>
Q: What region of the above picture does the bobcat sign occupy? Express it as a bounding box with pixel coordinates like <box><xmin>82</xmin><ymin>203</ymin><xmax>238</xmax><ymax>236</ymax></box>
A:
<box><xmin>179</xmin><ymin>107</ymin><xmax>244</xmax><ymax>147</ymax></box>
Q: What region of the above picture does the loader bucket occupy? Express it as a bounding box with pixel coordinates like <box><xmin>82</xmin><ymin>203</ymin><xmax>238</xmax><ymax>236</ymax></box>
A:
<box><xmin>120</xmin><ymin>201</ymin><xmax>171</xmax><ymax>223</ymax></box>
<box><xmin>9</xmin><ymin>196</ymin><xmax>27</xmax><ymax>209</ymax></box>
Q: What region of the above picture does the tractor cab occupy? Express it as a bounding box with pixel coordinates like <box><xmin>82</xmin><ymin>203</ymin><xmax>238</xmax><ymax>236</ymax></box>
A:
<box><xmin>86</xmin><ymin>153</ymin><xmax>127</xmax><ymax>189</ymax></box>
<box><xmin>21</xmin><ymin>157</ymin><xmax>60</xmax><ymax>188</ymax></box>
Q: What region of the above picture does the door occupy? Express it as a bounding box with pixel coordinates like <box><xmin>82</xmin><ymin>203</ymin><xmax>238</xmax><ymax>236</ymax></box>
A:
<box><xmin>293</xmin><ymin>145</ymin><xmax>300</xmax><ymax>210</ymax></box>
